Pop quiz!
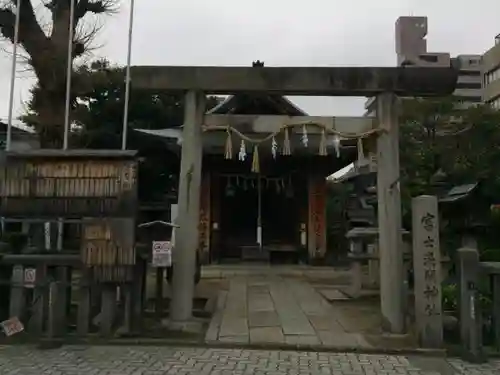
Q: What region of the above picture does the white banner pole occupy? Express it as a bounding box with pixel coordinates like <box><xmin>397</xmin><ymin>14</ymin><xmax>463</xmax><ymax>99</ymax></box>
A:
<box><xmin>6</xmin><ymin>0</ymin><xmax>22</xmax><ymax>151</ymax></box>
<box><xmin>121</xmin><ymin>0</ymin><xmax>136</xmax><ymax>150</ymax></box>
<box><xmin>62</xmin><ymin>0</ymin><xmax>76</xmax><ymax>150</ymax></box>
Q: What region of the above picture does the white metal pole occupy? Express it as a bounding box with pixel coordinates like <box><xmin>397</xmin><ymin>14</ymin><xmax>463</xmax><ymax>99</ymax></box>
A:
<box><xmin>121</xmin><ymin>0</ymin><xmax>136</xmax><ymax>150</ymax></box>
<box><xmin>59</xmin><ymin>0</ymin><xmax>76</xmax><ymax>251</ymax></box>
<box><xmin>62</xmin><ymin>0</ymin><xmax>76</xmax><ymax>150</ymax></box>
<box><xmin>6</xmin><ymin>0</ymin><xmax>22</xmax><ymax>151</ymax></box>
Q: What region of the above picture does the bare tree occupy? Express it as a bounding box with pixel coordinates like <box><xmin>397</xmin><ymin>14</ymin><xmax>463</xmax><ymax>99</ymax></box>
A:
<box><xmin>0</xmin><ymin>0</ymin><xmax>119</xmax><ymax>147</ymax></box>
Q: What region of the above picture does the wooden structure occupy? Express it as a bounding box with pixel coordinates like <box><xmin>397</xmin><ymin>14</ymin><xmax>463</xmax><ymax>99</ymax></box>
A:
<box><xmin>0</xmin><ymin>150</ymin><xmax>142</xmax><ymax>338</ymax></box>
<box><xmin>456</xmin><ymin>247</ymin><xmax>500</xmax><ymax>362</ymax></box>
<box><xmin>439</xmin><ymin>183</ymin><xmax>489</xmax><ymax>248</ymax></box>
<box><xmin>137</xmin><ymin>95</ymin><xmax>361</xmax><ymax>264</ymax></box>
<box><xmin>131</xmin><ymin>63</ymin><xmax>458</xmax><ymax>331</ymax></box>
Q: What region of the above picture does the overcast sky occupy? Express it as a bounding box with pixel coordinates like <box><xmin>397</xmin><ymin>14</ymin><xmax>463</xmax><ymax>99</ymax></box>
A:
<box><xmin>1</xmin><ymin>0</ymin><xmax>499</xmax><ymax>123</ymax></box>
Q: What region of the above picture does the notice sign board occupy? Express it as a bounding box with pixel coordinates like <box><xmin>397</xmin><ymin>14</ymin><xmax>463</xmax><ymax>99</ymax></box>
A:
<box><xmin>152</xmin><ymin>241</ymin><xmax>172</xmax><ymax>267</ymax></box>
<box><xmin>0</xmin><ymin>317</ymin><xmax>24</xmax><ymax>337</ymax></box>
<box><xmin>24</xmin><ymin>268</ymin><xmax>36</xmax><ymax>289</ymax></box>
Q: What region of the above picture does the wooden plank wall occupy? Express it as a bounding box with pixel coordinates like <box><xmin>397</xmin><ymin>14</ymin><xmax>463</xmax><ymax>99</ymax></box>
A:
<box><xmin>198</xmin><ymin>172</ymin><xmax>211</xmax><ymax>264</ymax></box>
<box><xmin>209</xmin><ymin>174</ymin><xmax>221</xmax><ymax>263</ymax></box>
<box><xmin>0</xmin><ymin>161</ymin><xmax>135</xmax><ymax>197</ymax></box>
<box><xmin>80</xmin><ymin>218</ymin><xmax>136</xmax><ymax>281</ymax></box>
<box><xmin>0</xmin><ymin>160</ymin><xmax>137</xmax><ymax>217</ymax></box>
<box><xmin>307</xmin><ymin>174</ymin><xmax>327</xmax><ymax>262</ymax></box>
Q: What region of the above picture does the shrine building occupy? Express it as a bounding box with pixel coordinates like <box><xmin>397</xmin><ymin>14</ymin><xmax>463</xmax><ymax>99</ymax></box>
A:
<box><xmin>135</xmin><ymin>93</ymin><xmax>372</xmax><ymax>265</ymax></box>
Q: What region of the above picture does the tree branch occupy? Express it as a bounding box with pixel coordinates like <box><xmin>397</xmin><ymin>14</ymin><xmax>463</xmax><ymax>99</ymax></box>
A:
<box><xmin>76</xmin><ymin>0</ymin><xmax>118</xmax><ymax>21</ymax></box>
<box><xmin>0</xmin><ymin>1</ymin><xmax>50</xmax><ymax>70</ymax></box>
<box><xmin>0</xmin><ymin>7</ymin><xmax>16</xmax><ymax>42</ymax></box>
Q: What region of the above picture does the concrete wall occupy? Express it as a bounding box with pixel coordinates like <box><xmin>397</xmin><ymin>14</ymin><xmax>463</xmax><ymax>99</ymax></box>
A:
<box><xmin>482</xmin><ymin>38</ymin><xmax>500</xmax><ymax>106</ymax></box>
<box><xmin>395</xmin><ymin>16</ymin><xmax>428</xmax><ymax>65</ymax></box>
<box><xmin>365</xmin><ymin>16</ymin><xmax>482</xmax><ymax>109</ymax></box>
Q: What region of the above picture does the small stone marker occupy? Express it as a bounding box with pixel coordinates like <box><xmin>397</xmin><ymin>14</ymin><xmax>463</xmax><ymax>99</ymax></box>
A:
<box><xmin>412</xmin><ymin>195</ymin><xmax>443</xmax><ymax>348</ymax></box>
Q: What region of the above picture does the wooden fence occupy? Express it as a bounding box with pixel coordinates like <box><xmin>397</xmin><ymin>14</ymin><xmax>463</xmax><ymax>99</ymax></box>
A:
<box><xmin>0</xmin><ymin>253</ymin><xmax>150</xmax><ymax>340</ymax></box>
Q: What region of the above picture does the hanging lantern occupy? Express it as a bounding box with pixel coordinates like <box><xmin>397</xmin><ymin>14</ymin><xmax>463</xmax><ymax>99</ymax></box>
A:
<box><xmin>301</xmin><ymin>125</ymin><xmax>309</xmax><ymax>147</ymax></box>
<box><xmin>224</xmin><ymin>129</ymin><xmax>233</xmax><ymax>159</ymax></box>
<box><xmin>318</xmin><ymin>128</ymin><xmax>327</xmax><ymax>156</ymax></box>
<box><xmin>271</xmin><ymin>136</ymin><xmax>278</xmax><ymax>159</ymax></box>
<box><xmin>282</xmin><ymin>128</ymin><xmax>291</xmax><ymax>155</ymax></box>
<box><xmin>357</xmin><ymin>137</ymin><xmax>365</xmax><ymax>164</ymax></box>
<box><xmin>238</xmin><ymin>140</ymin><xmax>247</xmax><ymax>161</ymax></box>
<box><xmin>251</xmin><ymin>145</ymin><xmax>260</xmax><ymax>173</ymax></box>
<box><xmin>332</xmin><ymin>135</ymin><xmax>341</xmax><ymax>158</ymax></box>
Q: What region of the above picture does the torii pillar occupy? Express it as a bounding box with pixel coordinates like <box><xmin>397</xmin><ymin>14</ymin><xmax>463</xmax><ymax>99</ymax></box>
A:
<box><xmin>170</xmin><ymin>91</ymin><xmax>206</xmax><ymax>323</ymax></box>
<box><xmin>376</xmin><ymin>92</ymin><xmax>405</xmax><ymax>334</ymax></box>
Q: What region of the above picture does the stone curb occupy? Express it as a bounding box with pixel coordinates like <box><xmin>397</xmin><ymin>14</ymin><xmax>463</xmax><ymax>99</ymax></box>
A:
<box><xmin>6</xmin><ymin>337</ymin><xmax>450</xmax><ymax>357</ymax></box>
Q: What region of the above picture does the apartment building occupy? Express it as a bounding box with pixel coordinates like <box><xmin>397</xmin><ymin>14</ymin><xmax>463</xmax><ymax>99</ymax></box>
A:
<box><xmin>365</xmin><ymin>16</ymin><xmax>482</xmax><ymax>115</ymax></box>
<box><xmin>482</xmin><ymin>35</ymin><xmax>500</xmax><ymax>109</ymax></box>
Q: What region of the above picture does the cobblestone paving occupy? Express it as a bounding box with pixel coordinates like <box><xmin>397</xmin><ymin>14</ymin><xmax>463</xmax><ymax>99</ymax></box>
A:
<box><xmin>447</xmin><ymin>358</ymin><xmax>500</xmax><ymax>375</ymax></box>
<box><xmin>0</xmin><ymin>346</ymin><xmax>500</xmax><ymax>374</ymax></box>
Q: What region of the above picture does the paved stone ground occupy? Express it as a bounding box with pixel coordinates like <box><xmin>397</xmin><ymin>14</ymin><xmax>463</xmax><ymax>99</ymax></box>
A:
<box><xmin>205</xmin><ymin>276</ymin><xmax>370</xmax><ymax>347</ymax></box>
<box><xmin>0</xmin><ymin>346</ymin><xmax>499</xmax><ymax>374</ymax></box>
<box><xmin>201</xmin><ymin>265</ymin><xmax>351</xmax><ymax>285</ymax></box>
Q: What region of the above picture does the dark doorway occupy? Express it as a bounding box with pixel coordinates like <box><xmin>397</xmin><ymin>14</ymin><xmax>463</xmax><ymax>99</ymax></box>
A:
<box><xmin>217</xmin><ymin>174</ymin><xmax>303</xmax><ymax>263</ymax></box>
<box><xmin>219</xmin><ymin>176</ymin><xmax>258</xmax><ymax>260</ymax></box>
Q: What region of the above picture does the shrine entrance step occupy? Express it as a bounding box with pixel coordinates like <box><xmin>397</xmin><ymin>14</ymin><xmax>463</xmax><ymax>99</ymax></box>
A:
<box><xmin>205</xmin><ymin>276</ymin><xmax>373</xmax><ymax>348</ymax></box>
<box><xmin>241</xmin><ymin>246</ymin><xmax>270</xmax><ymax>262</ymax></box>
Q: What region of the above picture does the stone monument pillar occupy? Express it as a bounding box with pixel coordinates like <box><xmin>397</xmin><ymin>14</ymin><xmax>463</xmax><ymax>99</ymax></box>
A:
<box><xmin>412</xmin><ymin>195</ymin><xmax>443</xmax><ymax>348</ymax></box>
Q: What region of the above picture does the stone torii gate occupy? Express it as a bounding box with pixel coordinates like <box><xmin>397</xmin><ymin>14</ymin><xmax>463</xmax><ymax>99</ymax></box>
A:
<box><xmin>130</xmin><ymin>65</ymin><xmax>457</xmax><ymax>334</ymax></box>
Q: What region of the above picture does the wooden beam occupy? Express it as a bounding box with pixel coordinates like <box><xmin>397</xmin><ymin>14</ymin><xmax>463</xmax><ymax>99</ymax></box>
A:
<box><xmin>204</xmin><ymin>115</ymin><xmax>377</xmax><ymax>135</ymax></box>
<box><xmin>130</xmin><ymin>66</ymin><xmax>458</xmax><ymax>96</ymax></box>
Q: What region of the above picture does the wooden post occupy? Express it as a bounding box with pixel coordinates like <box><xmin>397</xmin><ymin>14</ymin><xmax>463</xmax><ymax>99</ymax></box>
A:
<box><xmin>376</xmin><ymin>92</ymin><xmax>405</xmax><ymax>333</ymax></box>
<box><xmin>155</xmin><ymin>267</ymin><xmax>164</xmax><ymax>320</ymax></box>
<box><xmin>100</xmin><ymin>284</ymin><xmax>117</xmax><ymax>336</ymax></box>
<box><xmin>198</xmin><ymin>172</ymin><xmax>211</xmax><ymax>264</ymax></box>
<box><xmin>55</xmin><ymin>267</ymin><xmax>69</xmax><ymax>336</ymax></box>
<box><xmin>130</xmin><ymin>260</ymin><xmax>145</xmax><ymax>332</ymax></box>
<box><xmin>9</xmin><ymin>265</ymin><xmax>25</xmax><ymax>319</ymax></box>
<box><xmin>29</xmin><ymin>264</ymin><xmax>47</xmax><ymax>335</ymax></box>
<box><xmin>170</xmin><ymin>91</ymin><xmax>206</xmax><ymax>323</ymax></box>
<box><xmin>492</xmin><ymin>274</ymin><xmax>500</xmax><ymax>350</ymax></box>
<box><xmin>77</xmin><ymin>269</ymin><xmax>91</xmax><ymax>336</ymax></box>
<box><xmin>307</xmin><ymin>174</ymin><xmax>327</xmax><ymax>263</ymax></box>
<box><xmin>123</xmin><ymin>283</ymin><xmax>133</xmax><ymax>333</ymax></box>
<box><xmin>47</xmin><ymin>281</ymin><xmax>58</xmax><ymax>339</ymax></box>
<box><xmin>412</xmin><ymin>195</ymin><xmax>443</xmax><ymax>348</ymax></box>
<box><xmin>457</xmin><ymin>247</ymin><xmax>485</xmax><ymax>363</ymax></box>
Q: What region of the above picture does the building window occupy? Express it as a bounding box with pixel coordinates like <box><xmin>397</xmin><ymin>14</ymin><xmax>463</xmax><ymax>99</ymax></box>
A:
<box><xmin>485</xmin><ymin>66</ymin><xmax>500</xmax><ymax>85</ymax></box>
<box><xmin>460</xmin><ymin>70</ymin><xmax>480</xmax><ymax>76</ymax></box>
<box><xmin>490</xmin><ymin>97</ymin><xmax>500</xmax><ymax>110</ymax></box>
<box><xmin>456</xmin><ymin>82</ymin><xmax>482</xmax><ymax>90</ymax></box>
<box><xmin>419</xmin><ymin>54</ymin><xmax>438</xmax><ymax>63</ymax></box>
